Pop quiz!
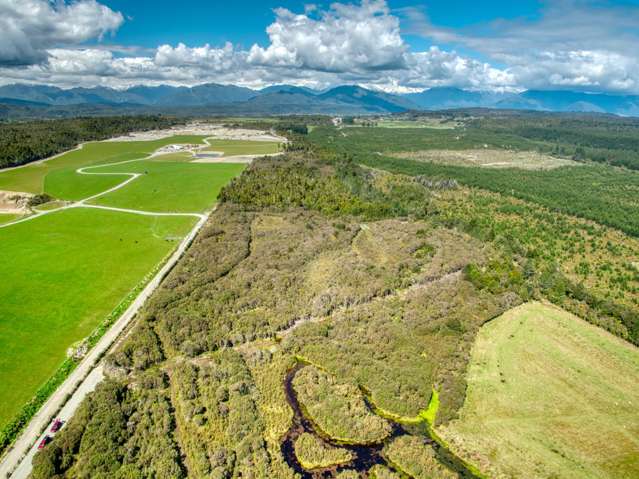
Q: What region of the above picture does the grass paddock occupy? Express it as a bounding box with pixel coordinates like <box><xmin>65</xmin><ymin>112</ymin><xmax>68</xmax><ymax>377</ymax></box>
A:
<box><xmin>438</xmin><ymin>302</ymin><xmax>639</xmax><ymax>479</ymax></box>
<box><xmin>0</xmin><ymin>208</ymin><xmax>196</xmax><ymax>426</ymax></box>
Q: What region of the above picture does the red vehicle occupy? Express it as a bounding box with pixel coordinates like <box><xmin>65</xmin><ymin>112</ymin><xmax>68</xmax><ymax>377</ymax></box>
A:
<box><xmin>51</xmin><ymin>419</ymin><xmax>63</xmax><ymax>433</ymax></box>
<box><xmin>37</xmin><ymin>436</ymin><xmax>51</xmax><ymax>450</ymax></box>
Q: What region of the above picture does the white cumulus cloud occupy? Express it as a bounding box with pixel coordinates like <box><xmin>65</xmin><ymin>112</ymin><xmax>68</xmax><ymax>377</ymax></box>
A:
<box><xmin>248</xmin><ymin>0</ymin><xmax>407</xmax><ymax>73</ymax></box>
<box><xmin>403</xmin><ymin>0</ymin><xmax>639</xmax><ymax>94</ymax></box>
<box><xmin>0</xmin><ymin>0</ymin><xmax>123</xmax><ymax>66</ymax></box>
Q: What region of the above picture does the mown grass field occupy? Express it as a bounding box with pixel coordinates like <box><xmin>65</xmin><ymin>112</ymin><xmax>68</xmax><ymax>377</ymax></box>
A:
<box><xmin>0</xmin><ymin>135</ymin><xmax>206</xmax><ymax>196</ymax></box>
<box><xmin>202</xmin><ymin>139</ymin><xmax>281</xmax><ymax>155</ymax></box>
<box><xmin>0</xmin><ymin>208</ymin><xmax>196</xmax><ymax>426</ymax></box>
<box><xmin>438</xmin><ymin>302</ymin><xmax>639</xmax><ymax>479</ymax></box>
<box><xmin>88</xmin><ymin>160</ymin><xmax>246</xmax><ymax>212</ymax></box>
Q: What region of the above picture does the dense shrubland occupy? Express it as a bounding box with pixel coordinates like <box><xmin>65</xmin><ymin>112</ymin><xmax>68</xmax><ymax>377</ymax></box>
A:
<box><xmin>0</xmin><ymin>116</ymin><xmax>182</xmax><ymax>169</ymax></box>
<box><xmin>33</xmin><ymin>152</ymin><xmax>513</xmax><ymax>477</ymax></box>
<box><xmin>369</xmin><ymin>464</ymin><xmax>402</xmax><ymax>479</ymax></box>
<box><xmin>384</xmin><ymin>435</ymin><xmax>457</xmax><ymax>479</ymax></box>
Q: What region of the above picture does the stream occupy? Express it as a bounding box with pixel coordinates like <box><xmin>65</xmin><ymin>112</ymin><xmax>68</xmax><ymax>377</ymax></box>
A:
<box><xmin>280</xmin><ymin>362</ymin><xmax>480</xmax><ymax>478</ymax></box>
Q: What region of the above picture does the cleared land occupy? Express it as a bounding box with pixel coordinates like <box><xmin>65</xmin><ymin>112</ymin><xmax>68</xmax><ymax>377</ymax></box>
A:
<box><xmin>438</xmin><ymin>302</ymin><xmax>639</xmax><ymax>479</ymax></box>
<box><xmin>374</xmin><ymin>119</ymin><xmax>461</xmax><ymax>129</ymax></box>
<box><xmin>391</xmin><ymin>149</ymin><xmax>578</xmax><ymax>170</ymax></box>
<box><xmin>0</xmin><ymin>208</ymin><xmax>196</xmax><ymax>426</ymax></box>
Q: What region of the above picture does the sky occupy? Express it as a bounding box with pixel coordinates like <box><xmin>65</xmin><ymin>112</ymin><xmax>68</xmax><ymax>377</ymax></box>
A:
<box><xmin>0</xmin><ymin>0</ymin><xmax>639</xmax><ymax>94</ymax></box>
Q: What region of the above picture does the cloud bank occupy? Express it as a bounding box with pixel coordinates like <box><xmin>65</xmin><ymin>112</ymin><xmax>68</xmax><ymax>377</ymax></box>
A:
<box><xmin>0</xmin><ymin>0</ymin><xmax>123</xmax><ymax>66</ymax></box>
<box><xmin>0</xmin><ymin>0</ymin><xmax>637</xmax><ymax>94</ymax></box>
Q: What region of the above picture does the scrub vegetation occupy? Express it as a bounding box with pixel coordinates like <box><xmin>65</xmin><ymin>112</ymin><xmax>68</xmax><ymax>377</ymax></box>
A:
<box><xmin>28</xmin><ymin>113</ymin><xmax>639</xmax><ymax>479</ymax></box>
<box><xmin>292</xmin><ymin>365</ymin><xmax>392</xmax><ymax>444</ymax></box>
<box><xmin>385</xmin><ymin>435</ymin><xmax>457</xmax><ymax>479</ymax></box>
<box><xmin>293</xmin><ymin>433</ymin><xmax>353</xmax><ymax>469</ymax></box>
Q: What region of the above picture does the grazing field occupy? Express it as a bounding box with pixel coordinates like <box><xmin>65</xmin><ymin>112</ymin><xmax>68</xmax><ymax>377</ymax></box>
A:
<box><xmin>0</xmin><ymin>133</ymin><xmax>257</xmax><ymax>439</ymax></box>
<box><xmin>0</xmin><ymin>208</ymin><xmax>196</xmax><ymax>426</ymax></box>
<box><xmin>88</xmin><ymin>160</ymin><xmax>245</xmax><ymax>212</ymax></box>
<box><xmin>202</xmin><ymin>139</ymin><xmax>281</xmax><ymax>155</ymax></box>
<box><xmin>438</xmin><ymin>302</ymin><xmax>639</xmax><ymax>479</ymax></box>
<box><xmin>0</xmin><ymin>135</ymin><xmax>207</xmax><ymax>197</ymax></box>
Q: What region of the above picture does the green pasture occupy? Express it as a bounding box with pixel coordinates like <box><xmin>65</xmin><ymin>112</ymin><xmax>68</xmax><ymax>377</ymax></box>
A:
<box><xmin>438</xmin><ymin>302</ymin><xmax>639</xmax><ymax>479</ymax></box>
<box><xmin>202</xmin><ymin>139</ymin><xmax>280</xmax><ymax>155</ymax></box>
<box><xmin>0</xmin><ymin>214</ymin><xmax>20</xmax><ymax>225</ymax></box>
<box><xmin>88</xmin><ymin>161</ymin><xmax>245</xmax><ymax>212</ymax></box>
<box><xmin>0</xmin><ymin>136</ymin><xmax>207</xmax><ymax>196</ymax></box>
<box><xmin>0</xmin><ymin>208</ymin><xmax>196</xmax><ymax>427</ymax></box>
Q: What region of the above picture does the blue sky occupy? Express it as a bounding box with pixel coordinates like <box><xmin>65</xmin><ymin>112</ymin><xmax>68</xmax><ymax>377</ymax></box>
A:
<box><xmin>1</xmin><ymin>0</ymin><xmax>639</xmax><ymax>94</ymax></box>
<box><xmin>100</xmin><ymin>0</ymin><xmax>542</xmax><ymax>51</ymax></box>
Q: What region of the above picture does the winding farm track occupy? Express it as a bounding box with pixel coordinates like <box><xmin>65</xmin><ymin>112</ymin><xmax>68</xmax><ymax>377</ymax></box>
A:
<box><xmin>0</xmin><ymin>140</ymin><xmax>226</xmax><ymax>478</ymax></box>
<box><xmin>0</xmin><ymin>151</ymin><xmax>205</xmax><ymax>229</ymax></box>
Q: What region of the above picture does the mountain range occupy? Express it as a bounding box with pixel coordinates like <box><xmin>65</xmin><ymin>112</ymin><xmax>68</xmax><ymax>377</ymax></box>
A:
<box><xmin>1</xmin><ymin>83</ymin><xmax>639</xmax><ymax>118</ymax></box>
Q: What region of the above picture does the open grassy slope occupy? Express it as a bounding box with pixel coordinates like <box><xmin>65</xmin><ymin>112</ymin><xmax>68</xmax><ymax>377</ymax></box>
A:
<box><xmin>0</xmin><ymin>208</ymin><xmax>195</xmax><ymax>427</ymax></box>
<box><xmin>88</xmin><ymin>160</ymin><xmax>245</xmax><ymax>212</ymax></box>
<box><xmin>0</xmin><ymin>136</ymin><xmax>206</xmax><ymax>197</ymax></box>
<box><xmin>438</xmin><ymin>302</ymin><xmax>639</xmax><ymax>479</ymax></box>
